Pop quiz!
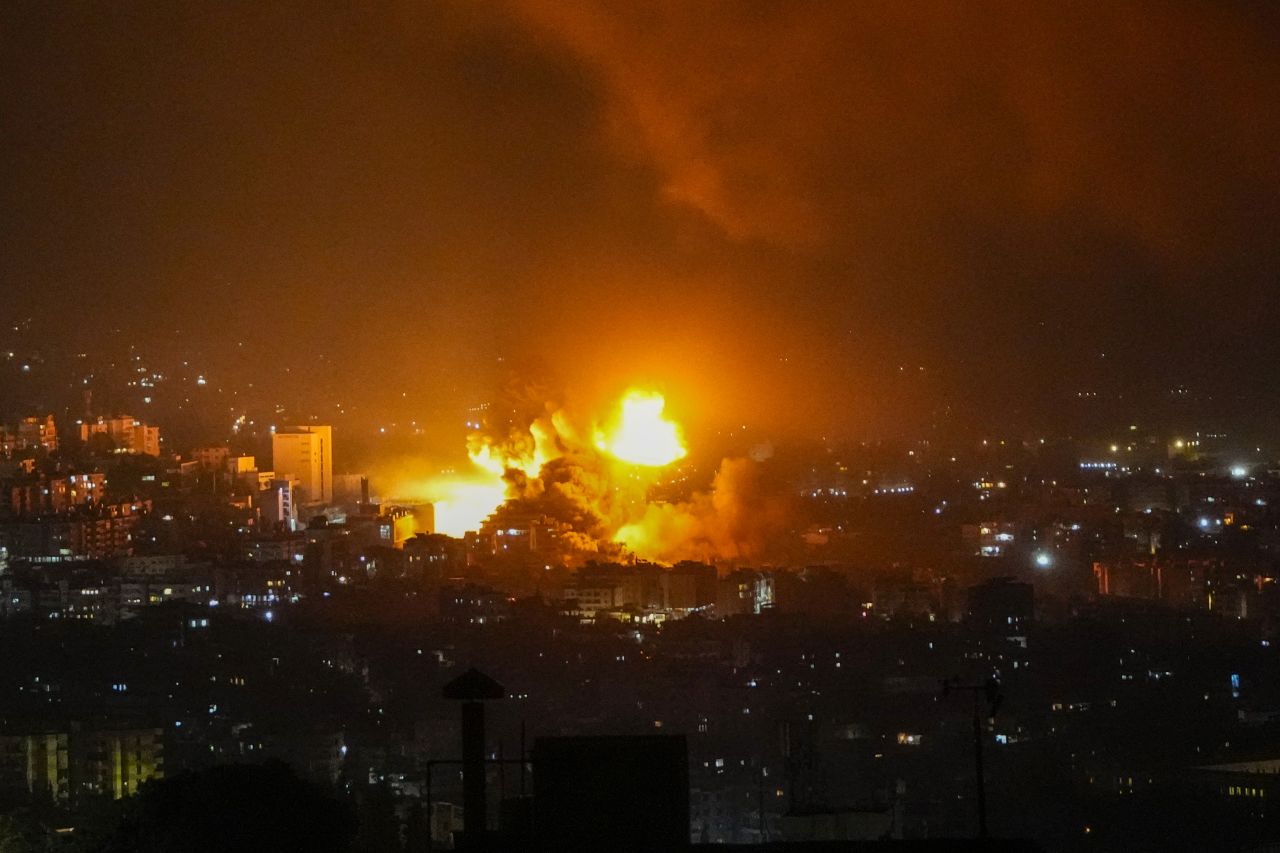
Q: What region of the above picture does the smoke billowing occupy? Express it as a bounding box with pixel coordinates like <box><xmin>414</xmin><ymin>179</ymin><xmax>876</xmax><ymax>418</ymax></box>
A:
<box><xmin>616</xmin><ymin>457</ymin><xmax>796</xmax><ymax>564</ymax></box>
<box><xmin>427</xmin><ymin>388</ymin><xmax>797</xmax><ymax>565</ymax></box>
<box><xmin>6</xmin><ymin>2</ymin><xmax>1278</xmax><ymax>437</ymax></box>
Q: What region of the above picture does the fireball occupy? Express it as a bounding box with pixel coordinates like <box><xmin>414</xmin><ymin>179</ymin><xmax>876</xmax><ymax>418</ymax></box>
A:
<box><xmin>430</xmin><ymin>479</ymin><xmax>508</xmax><ymax>538</ymax></box>
<box><xmin>595</xmin><ymin>390</ymin><xmax>687</xmax><ymax>467</ymax></box>
<box><xmin>413</xmin><ymin>388</ymin><xmax>687</xmax><ymax>540</ymax></box>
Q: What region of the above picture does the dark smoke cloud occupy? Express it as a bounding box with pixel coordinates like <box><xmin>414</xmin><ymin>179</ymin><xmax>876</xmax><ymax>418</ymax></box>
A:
<box><xmin>496</xmin><ymin>452</ymin><xmax>622</xmax><ymax>556</ymax></box>
<box><xmin>508</xmin><ymin>1</ymin><xmax>1279</xmax><ymax>258</ymax></box>
<box><xmin>3</xmin><ymin>1</ymin><xmax>1278</xmax><ymax>437</ymax></box>
<box><xmin>505</xmin><ymin>0</ymin><xmax>1280</xmax><ymax>426</ymax></box>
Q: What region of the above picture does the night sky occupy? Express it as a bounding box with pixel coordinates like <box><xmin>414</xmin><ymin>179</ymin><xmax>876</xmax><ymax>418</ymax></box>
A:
<box><xmin>4</xmin><ymin>1</ymin><xmax>1278</xmax><ymax>437</ymax></box>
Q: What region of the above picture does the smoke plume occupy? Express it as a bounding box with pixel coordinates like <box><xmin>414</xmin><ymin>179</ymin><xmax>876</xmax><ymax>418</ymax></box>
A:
<box><xmin>457</xmin><ymin>389</ymin><xmax>796</xmax><ymax>564</ymax></box>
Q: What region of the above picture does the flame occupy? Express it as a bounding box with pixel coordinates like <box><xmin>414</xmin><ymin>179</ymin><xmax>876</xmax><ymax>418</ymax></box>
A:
<box><xmin>386</xmin><ymin>387</ymin><xmax>782</xmax><ymax>564</ymax></box>
<box><xmin>422</xmin><ymin>414</ymin><xmax>561</xmax><ymax>538</ymax></box>
<box><xmin>408</xmin><ymin>388</ymin><xmax>686</xmax><ymax>540</ymax></box>
<box><xmin>595</xmin><ymin>390</ymin><xmax>687</xmax><ymax>467</ymax></box>
<box><xmin>429</xmin><ymin>478</ymin><xmax>508</xmax><ymax>537</ymax></box>
<box><xmin>466</xmin><ymin>413</ymin><xmax>570</xmax><ymax>479</ymax></box>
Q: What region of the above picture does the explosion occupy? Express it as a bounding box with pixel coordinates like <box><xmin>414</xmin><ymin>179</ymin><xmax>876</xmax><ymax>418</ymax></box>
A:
<box><xmin>429</xmin><ymin>480</ymin><xmax>508</xmax><ymax>540</ymax></box>
<box><xmin>412</xmin><ymin>387</ymin><xmax>790</xmax><ymax>564</ymax></box>
<box><xmin>594</xmin><ymin>390</ymin><xmax>686</xmax><ymax>467</ymax></box>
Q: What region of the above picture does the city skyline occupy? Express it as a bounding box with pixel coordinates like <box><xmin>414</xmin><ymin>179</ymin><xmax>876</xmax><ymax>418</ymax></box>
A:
<box><xmin>2</xmin><ymin>3</ymin><xmax>1279</xmax><ymax>851</ymax></box>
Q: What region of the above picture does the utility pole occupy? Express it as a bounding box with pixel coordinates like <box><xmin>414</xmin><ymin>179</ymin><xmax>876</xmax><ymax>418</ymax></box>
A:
<box><xmin>941</xmin><ymin>676</ymin><xmax>1002</xmax><ymax>838</ymax></box>
<box><xmin>757</xmin><ymin>762</ymin><xmax>767</xmax><ymax>843</ymax></box>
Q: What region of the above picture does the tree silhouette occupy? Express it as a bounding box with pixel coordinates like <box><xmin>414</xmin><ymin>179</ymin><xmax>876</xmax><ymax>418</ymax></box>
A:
<box><xmin>94</xmin><ymin>761</ymin><xmax>355</xmax><ymax>853</ymax></box>
<box><xmin>0</xmin><ymin>813</ymin><xmax>45</xmax><ymax>853</ymax></box>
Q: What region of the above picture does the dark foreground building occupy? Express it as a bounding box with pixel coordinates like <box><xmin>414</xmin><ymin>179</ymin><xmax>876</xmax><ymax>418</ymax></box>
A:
<box><xmin>532</xmin><ymin>735</ymin><xmax>690</xmax><ymax>852</ymax></box>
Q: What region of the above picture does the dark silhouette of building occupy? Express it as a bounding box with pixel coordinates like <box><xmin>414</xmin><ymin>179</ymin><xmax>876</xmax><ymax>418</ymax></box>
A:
<box><xmin>532</xmin><ymin>734</ymin><xmax>689</xmax><ymax>852</ymax></box>
<box><xmin>966</xmin><ymin>578</ymin><xmax>1033</xmax><ymax>633</ymax></box>
<box><xmin>443</xmin><ymin>667</ymin><xmax>506</xmax><ymax>850</ymax></box>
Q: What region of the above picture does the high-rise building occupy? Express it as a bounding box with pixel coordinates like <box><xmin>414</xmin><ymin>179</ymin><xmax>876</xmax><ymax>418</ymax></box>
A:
<box><xmin>261</xmin><ymin>477</ymin><xmax>298</xmax><ymax>531</ymax></box>
<box><xmin>272</xmin><ymin>426</ymin><xmax>333</xmax><ymax>505</ymax></box>
<box><xmin>0</xmin><ymin>726</ymin><xmax>163</xmax><ymax>803</ymax></box>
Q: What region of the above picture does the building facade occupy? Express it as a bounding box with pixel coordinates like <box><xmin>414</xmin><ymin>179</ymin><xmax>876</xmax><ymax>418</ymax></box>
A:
<box><xmin>79</xmin><ymin>416</ymin><xmax>161</xmax><ymax>456</ymax></box>
<box><xmin>271</xmin><ymin>426</ymin><xmax>333</xmax><ymax>505</ymax></box>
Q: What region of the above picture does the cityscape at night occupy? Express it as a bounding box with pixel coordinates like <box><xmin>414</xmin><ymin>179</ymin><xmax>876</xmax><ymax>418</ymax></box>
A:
<box><xmin>2</xmin><ymin>2</ymin><xmax>1280</xmax><ymax>851</ymax></box>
